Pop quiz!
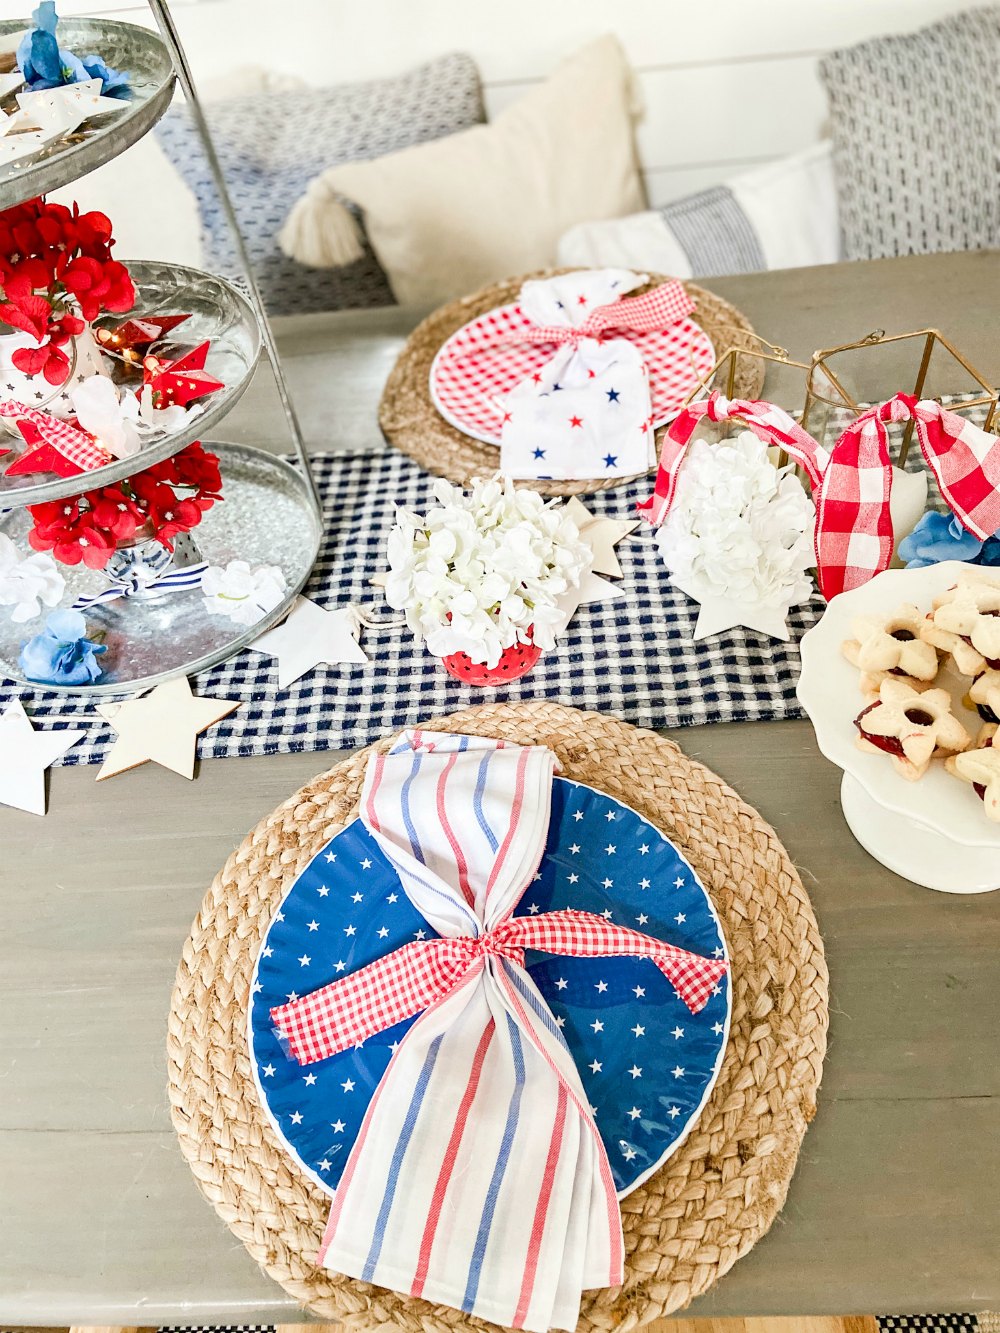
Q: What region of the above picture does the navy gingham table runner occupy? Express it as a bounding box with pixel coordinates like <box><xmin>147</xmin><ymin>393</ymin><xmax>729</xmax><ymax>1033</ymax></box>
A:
<box><xmin>2</xmin><ymin>446</ymin><xmax>826</xmax><ymax>766</ymax></box>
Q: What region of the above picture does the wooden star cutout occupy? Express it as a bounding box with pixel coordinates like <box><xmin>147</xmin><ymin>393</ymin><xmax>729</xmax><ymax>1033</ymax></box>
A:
<box><xmin>248</xmin><ymin>596</ymin><xmax>370</xmax><ymax>689</ymax></box>
<box><xmin>562</xmin><ymin>496</ymin><xmax>639</xmax><ymax>579</ymax></box>
<box><xmin>95</xmin><ymin>676</ymin><xmax>239</xmax><ymax>781</ymax></box>
<box><xmin>0</xmin><ymin>700</ymin><xmax>83</xmax><ymax>815</ymax></box>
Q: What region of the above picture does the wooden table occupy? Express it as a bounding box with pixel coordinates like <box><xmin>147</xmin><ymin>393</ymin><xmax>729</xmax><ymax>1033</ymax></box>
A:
<box><xmin>2</xmin><ymin>251</ymin><xmax>998</xmax><ymax>1327</ymax></box>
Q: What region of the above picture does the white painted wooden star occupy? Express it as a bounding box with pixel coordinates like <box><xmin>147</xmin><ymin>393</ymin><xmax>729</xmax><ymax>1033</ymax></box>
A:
<box><xmin>95</xmin><ymin>676</ymin><xmax>239</xmax><ymax>781</ymax></box>
<box><xmin>0</xmin><ymin>700</ymin><xmax>83</xmax><ymax>816</ymax></box>
<box><xmin>248</xmin><ymin>595</ymin><xmax>370</xmax><ymax>689</ymax></box>
<box><xmin>562</xmin><ymin>496</ymin><xmax>639</xmax><ymax>579</ymax></box>
<box><xmin>669</xmin><ymin>572</ymin><xmax>795</xmax><ymax>642</ymax></box>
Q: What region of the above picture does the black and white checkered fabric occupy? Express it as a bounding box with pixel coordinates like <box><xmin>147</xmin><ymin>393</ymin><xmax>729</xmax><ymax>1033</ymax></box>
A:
<box><xmin>2</xmin><ymin>447</ymin><xmax>827</xmax><ymax>767</ymax></box>
<box><xmin>877</xmin><ymin>1318</ymin><xmax>981</xmax><ymax>1331</ymax></box>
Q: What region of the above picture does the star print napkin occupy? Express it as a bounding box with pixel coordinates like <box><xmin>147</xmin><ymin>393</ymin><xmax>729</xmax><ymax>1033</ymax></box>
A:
<box><xmin>499</xmin><ymin>270</ymin><xmax>694</xmax><ymax>482</ymax></box>
<box><xmin>269</xmin><ymin>729</ymin><xmax>727</xmax><ymax>1332</ymax></box>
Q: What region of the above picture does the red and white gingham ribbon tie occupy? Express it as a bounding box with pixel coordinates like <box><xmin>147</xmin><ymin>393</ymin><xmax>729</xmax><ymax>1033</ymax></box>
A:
<box><xmin>513</xmin><ymin>279</ymin><xmax>696</xmax><ymax>349</ymax></box>
<box><xmin>0</xmin><ymin>399</ymin><xmax>110</xmax><ymax>471</ymax></box>
<box><xmin>815</xmin><ymin>393</ymin><xmax>1000</xmax><ymax>599</ymax></box>
<box><xmin>271</xmin><ymin>907</ymin><xmax>728</xmax><ymax>1067</ymax></box>
<box><xmin>637</xmin><ymin>389</ymin><xmax>828</xmax><ymax>525</ymax></box>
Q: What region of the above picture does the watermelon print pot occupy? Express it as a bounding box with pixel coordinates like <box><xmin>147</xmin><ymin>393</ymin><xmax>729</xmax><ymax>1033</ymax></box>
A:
<box><xmin>439</xmin><ymin>629</ymin><xmax>542</xmax><ymax>685</ymax></box>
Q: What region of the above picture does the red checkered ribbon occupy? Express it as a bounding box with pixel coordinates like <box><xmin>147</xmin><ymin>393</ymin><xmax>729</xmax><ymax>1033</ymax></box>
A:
<box><xmin>815</xmin><ymin>394</ymin><xmax>1000</xmax><ymax>599</ymax></box>
<box><xmin>272</xmin><ymin>908</ymin><xmax>727</xmax><ymax>1066</ymax></box>
<box><xmin>517</xmin><ymin>280</ymin><xmax>696</xmax><ymax>347</ymax></box>
<box><xmin>0</xmin><ymin>399</ymin><xmax>110</xmax><ymax>471</ymax></box>
<box><xmin>637</xmin><ymin>390</ymin><xmax>828</xmax><ymax>526</ymax></box>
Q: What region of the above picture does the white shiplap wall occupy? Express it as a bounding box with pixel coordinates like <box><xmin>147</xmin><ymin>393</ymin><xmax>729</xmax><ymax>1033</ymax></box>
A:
<box><xmin>51</xmin><ymin>0</ymin><xmax>983</xmax><ymax>264</ymax></box>
<box><xmin>86</xmin><ymin>0</ymin><xmax>977</xmax><ymax>204</ymax></box>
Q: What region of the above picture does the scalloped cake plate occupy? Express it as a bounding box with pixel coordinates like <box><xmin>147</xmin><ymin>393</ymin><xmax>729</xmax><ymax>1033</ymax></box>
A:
<box><xmin>797</xmin><ymin>561</ymin><xmax>1000</xmax><ymax>892</ymax></box>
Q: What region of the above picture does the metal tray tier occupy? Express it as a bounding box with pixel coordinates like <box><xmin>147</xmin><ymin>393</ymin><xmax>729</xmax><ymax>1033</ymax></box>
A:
<box><xmin>0</xmin><ymin>440</ymin><xmax>322</xmax><ymax>694</ymax></box>
<box><xmin>0</xmin><ymin>260</ymin><xmax>262</xmax><ymax>507</ymax></box>
<box><xmin>0</xmin><ymin>16</ymin><xmax>175</xmax><ymax>209</ymax></box>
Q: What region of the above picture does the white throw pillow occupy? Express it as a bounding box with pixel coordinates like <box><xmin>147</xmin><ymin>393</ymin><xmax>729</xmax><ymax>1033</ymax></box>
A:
<box><xmin>279</xmin><ymin>35</ymin><xmax>646</xmax><ymax>306</ymax></box>
<box><xmin>558</xmin><ymin>143</ymin><xmax>841</xmax><ymax>277</ymax></box>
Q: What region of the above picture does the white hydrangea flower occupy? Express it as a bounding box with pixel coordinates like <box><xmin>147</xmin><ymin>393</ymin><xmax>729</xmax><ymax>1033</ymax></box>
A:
<box><xmin>658</xmin><ymin>432</ymin><xmax>815</xmax><ymax>612</ymax></box>
<box><xmin>0</xmin><ymin>534</ymin><xmax>66</xmax><ymax>623</ymax></box>
<box><xmin>201</xmin><ymin>560</ymin><xmax>287</xmax><ymax>626</ymax></box>
<box><xmin>385</xmin><ymin>474</ymin><xmax>591</xmax><ymax>667</ymax></box>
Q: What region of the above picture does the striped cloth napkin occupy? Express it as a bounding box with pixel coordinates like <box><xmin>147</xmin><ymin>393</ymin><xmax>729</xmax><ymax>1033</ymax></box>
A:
<box><xmin>271</xmin><ymin>729</ymin><xmax>727</xmax><ymax>1331</ymax></box>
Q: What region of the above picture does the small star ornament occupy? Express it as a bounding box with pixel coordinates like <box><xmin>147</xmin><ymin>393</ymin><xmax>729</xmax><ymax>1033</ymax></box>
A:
<box><xmin>143</xmin><ymin>342</ymin><xmax>225</xmax><ymax>409</ymax></box>
<box><xmin>550</xmin><ymin>497</ymin><xmax>634</xmax><ymax>636</ymax></box>
<box><xmin>0</xmin><ymin>700</ymin><xmax>83</xmax><ymax>815</ymax></box>
<box><xmin>95</xmin><ymin>676</ymin><xmax>239</xmax><ymax>781</ymax></box>
<box><xmin>95</xmin><ymin>314</ymin><xmax>191</xmax><ymax>365</ymax></box>
<box><xmin>249</xmin><ymin>596</ymin><xmax>370</xmax><ymax>688</ymax></box>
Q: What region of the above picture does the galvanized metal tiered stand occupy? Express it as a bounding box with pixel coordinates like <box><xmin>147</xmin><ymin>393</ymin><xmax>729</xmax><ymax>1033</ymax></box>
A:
<box><xmin>0</xmin><ymin>1</ymin><xmax>321</xmax><ymax>694</ymax></box>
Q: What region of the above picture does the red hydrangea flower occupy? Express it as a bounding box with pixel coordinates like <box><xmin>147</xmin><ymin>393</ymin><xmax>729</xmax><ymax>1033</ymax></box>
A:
<box><xmin>0</xmin><ymin>196</ymin><xmax>135</xmax><ymax>387</ymax></box>
<box><xmin>27</xmin><ymin>498</ymin><xmax>116</xmax><ymax>569</ymax></box>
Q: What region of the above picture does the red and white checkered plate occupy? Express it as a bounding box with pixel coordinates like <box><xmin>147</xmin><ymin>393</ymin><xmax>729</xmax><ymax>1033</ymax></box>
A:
<box><xmin>430</xmin><ymin>302</ymin><xmax>716</xmax><ymax>446</ymax></box>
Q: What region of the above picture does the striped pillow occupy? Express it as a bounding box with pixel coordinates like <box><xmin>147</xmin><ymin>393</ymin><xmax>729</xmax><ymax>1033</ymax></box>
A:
<box><xmin>557</xmin><ymin>144</ymin><xmax>841</xmax><ymax>278</ymax></box>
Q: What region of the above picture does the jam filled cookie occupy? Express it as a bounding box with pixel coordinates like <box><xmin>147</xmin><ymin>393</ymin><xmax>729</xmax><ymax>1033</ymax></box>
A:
<box><xmin>947</xmin><ymin>724</ymin><xmax>1000</xmax><ymax>821</ymax></box>
<box><xmin>969</xmin><ymin>669</ymin><xmax>1000</xmax><ymax>725</ymax></box>
<box><xmin>920</xmin><ymin>609</ymin><xmax>988</xmax><ymax>677</ymax></box>
<box><xmin>925</xmin><ymin>575</ymin><xmax>1000</xmax><ymax>672</ymax></box>
<box><xmin>842</xmin><ymin>603</ymin><xmax>939</xmax><ymax>694</ymax></box>
<box><xmin>854</xmin><ymin>678</ymin><xmax>970</xmax><ymax>781</ymax></box>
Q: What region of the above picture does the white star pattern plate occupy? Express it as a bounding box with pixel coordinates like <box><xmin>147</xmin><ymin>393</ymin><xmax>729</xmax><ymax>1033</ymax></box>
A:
<box><xmin>797</xmin><ymin>561</ymin><xmax>1000</xmax><ymax>849</ymax></box>
<box><xmin>248</xmin><ymin>778</ymin><xmax>731</xmax><ymax>1198</ymax></box>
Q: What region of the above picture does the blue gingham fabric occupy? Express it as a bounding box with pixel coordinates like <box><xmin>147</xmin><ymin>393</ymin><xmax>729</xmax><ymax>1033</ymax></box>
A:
<box><xmin>2</xmin><ymin>447</ymin><xmax>825</xmax><ymax>767</ymax></box>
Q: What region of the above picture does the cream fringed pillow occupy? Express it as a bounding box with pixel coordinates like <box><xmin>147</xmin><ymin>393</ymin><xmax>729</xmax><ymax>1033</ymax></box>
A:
<box><xmin>279</xmin><ymin>35</ymin><xmax>646</xmax><ymax>306</ymax></box>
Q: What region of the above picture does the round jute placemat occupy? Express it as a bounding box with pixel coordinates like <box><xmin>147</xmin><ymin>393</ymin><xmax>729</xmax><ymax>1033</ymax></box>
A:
<box><xmin>167</xmin><ymin>703</ymin><xmax>828</xmax><ymax>1332</ymax></box>
<box><xmin>378</xmin><ymin>271</ymin><xmax>764</xmax><ymax>496</ymax></box>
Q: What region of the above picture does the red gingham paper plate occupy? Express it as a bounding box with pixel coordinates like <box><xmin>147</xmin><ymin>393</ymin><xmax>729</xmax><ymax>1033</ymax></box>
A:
<box><xmin>429</xmin><ymin>302</ymin><xmax>716</xmax><ymax>446</ymax></box>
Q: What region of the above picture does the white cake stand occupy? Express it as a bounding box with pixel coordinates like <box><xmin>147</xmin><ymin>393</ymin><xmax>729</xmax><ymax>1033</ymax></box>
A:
<box><xmin>797</xmin><ymin>561</ymin><xmax>1000</xmax><ymax>895</ymax></box>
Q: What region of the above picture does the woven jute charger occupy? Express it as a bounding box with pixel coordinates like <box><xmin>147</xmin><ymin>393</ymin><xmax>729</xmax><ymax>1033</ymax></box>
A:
<box><xmin>168</xmin><ymin>703</ymin><xmax>828</xmax><ymax>1331</ymax></box>
<box><xmin>378</xmin><ymin>270</ymin><xmax>765</xmax><ymax>496</ymax></box>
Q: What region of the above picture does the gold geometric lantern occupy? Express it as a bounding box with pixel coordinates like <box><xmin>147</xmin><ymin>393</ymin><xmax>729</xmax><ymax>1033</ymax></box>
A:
<box><xmin>802</xmin><ymin>327</ymin><xmax>999</xmax><ymax>466</ymax></box>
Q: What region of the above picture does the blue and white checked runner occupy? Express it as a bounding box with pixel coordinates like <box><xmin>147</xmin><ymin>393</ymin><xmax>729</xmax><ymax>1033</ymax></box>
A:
<box><xmin>1</xmin><ymin>447</ymin><xmax>825</xmax><ymax>766</ymax></box>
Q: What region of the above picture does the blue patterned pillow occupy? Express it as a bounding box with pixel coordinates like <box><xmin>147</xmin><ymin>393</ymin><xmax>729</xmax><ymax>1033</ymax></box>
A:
<box><xmin>155</xmin><ymin>52</ymin><xmax>483</xmax><ymax>315</ymax></box>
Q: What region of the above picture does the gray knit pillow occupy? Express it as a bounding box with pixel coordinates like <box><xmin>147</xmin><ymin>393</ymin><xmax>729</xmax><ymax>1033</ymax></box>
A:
<box><xmin>156</xmin><ymin>52</ymin><xmax>484</xmax><ymax>315</ymax></box>
<box><xmin>820</xmin><ymin>7</ymin><xmax>1000</xmax><ymax>261</ymax></box>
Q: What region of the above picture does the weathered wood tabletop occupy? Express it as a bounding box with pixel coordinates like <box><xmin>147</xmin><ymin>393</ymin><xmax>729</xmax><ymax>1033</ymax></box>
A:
<box><xmin>1</xmin><ymin>251</ymin><xmax>998</xmax><ymax>1326</ymax></box>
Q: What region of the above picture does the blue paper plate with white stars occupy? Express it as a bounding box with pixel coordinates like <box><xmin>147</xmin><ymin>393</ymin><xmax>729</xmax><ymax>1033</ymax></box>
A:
<box><xmin>248</xmin><ymin>778</ymin><xmax>730</xmax><ymax>1198</ymax></box>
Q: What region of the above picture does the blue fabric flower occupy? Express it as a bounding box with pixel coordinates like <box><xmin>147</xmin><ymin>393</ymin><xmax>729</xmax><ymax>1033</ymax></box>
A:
<box><xmin>17</xmin><ymin>2</ymin><xmax>131</xmax><ymax>98</ymax></box>
<box><xmin>898</xmin><ymin>512</ymin><xmax>986</xmax><ymax>569</ymax></box>
<box><xmin>19</xmin><ymin>609</ymin><xmax>106</xmax><ymax>686</ymax></box>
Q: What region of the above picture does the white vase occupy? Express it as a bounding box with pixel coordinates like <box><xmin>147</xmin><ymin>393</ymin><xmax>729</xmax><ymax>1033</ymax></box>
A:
<box><xmin>0</xmin><ymin>324</ymin><xmax>109</xmax><ymax>420</ymax></box>
<box><xmin>889</xmin><ymin>465</ymin><xmax>929</xmax><ymax>565</ymax></box>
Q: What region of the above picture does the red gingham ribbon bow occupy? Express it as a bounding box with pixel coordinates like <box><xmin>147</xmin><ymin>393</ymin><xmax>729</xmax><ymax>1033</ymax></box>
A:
<box><xmin>271</xmin><ymin>907</ymin><xmax>728</xmax><ymax>1067</ymax></box>
<box><xmin>517</xmin><ymin>279</ymin><xmax>696</xmax><ymax>347</ymax></box>
<box><xmin>0</xmin><ymin>399</ymin><xmax>109</xmax><ymax>472</ymax></box>
<box><xmin>815</xmin><ymin>393</ymin><xmax>1000</xmax><ymax>599</ymax></box>
<box><xmin>637</xmin><ymin>389</ymin><xmax>827</xmax><ymax>526</ymax></box>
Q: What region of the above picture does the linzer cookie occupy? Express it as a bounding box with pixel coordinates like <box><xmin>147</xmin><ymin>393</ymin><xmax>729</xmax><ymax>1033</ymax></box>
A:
<box><xmin>969</xmin><ymin>668</ymin><xmax>1000</xmax><ymax>725</ymax></box>
<box><xmin>841</xmin><ymin>603</ymin><xmax>939</xmax><ymax>695</ymax></box>
<box><xmin>947</xmin><ymin>723</ymin><xmax>1000</xmax><ymax>821</ymax></box>
<box><xmin>924</xmin><ymin>574</ymin><xmax>1000</xmax><ymax>675</ymax></box>
<box><xmin>854</xmin><ymin>678</ymin><xmax>970</xmax><ymax>781</ymax></box>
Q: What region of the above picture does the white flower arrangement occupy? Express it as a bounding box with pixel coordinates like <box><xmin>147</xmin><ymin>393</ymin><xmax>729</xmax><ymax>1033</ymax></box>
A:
<box><xmin>201</xmin><ymin>560</ymin><xmax>287</xmax><ymax>626</ymax></box>
<box><xmin>71</xmin><ymin>375</ymin><xmax>199</xmax><ymax>460</ymax></box>
<box><xmin>385</xmin><ymin>476</ymin><xmax>591</xmax><ymax>668</ymax></box>
<box><xmin>657</xmin><ymin>431</ymin><xmax>816</xmax><ymax>630</ymax></box>
<box><xmin>0</xmin><ymin>533</ymin><xmax>65</xmax><ymax>623</ymax></box>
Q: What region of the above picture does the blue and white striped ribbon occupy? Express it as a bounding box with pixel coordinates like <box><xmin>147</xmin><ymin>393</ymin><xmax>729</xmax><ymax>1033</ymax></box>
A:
<box><xmin>72</xmin><ymin>561</ymin><xmax>208</xmax><ymax>611</ymax></box>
